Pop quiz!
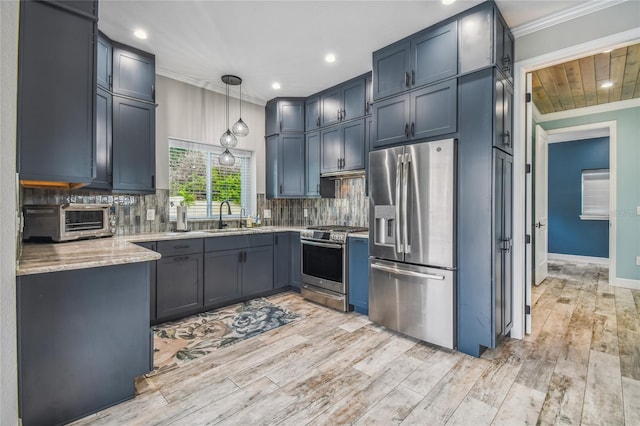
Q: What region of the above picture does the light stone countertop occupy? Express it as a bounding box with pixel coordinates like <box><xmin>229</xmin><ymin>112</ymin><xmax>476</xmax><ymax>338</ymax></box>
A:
<box><xmin>17</xmin><ymin>226</ymin><xmax>305</xmax><ymax>276</ymax></box>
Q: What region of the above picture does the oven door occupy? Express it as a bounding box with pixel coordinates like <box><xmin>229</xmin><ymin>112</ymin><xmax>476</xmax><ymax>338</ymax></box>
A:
<box><xmin>301</xmin><ymin>239</ymin><xmax>345</xmax><ymax>293</ymax></box>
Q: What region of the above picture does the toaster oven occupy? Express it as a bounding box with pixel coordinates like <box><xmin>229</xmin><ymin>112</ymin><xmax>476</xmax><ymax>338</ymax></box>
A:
<box><xmin>23</xmin><ymin>204</ymin><xmax>114</xmax><ymax>242</ymax></box>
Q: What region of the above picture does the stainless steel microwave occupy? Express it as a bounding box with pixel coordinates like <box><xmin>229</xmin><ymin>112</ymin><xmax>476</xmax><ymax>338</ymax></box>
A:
<box><xmin>23</xmin><ymin>204</ymin><xmax>114</xmax><ymax>242</ymax></box>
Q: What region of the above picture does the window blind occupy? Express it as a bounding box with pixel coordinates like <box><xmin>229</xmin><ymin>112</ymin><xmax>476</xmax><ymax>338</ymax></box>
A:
<box><xmin>581</xmin><ymin>169</ymin><xmax>609</xmax><ymax>220</ymax></box>
<box><xmin>168</xmin><ymin>138</ymin><xmax>255</xmax><ymax>220</ymax></box>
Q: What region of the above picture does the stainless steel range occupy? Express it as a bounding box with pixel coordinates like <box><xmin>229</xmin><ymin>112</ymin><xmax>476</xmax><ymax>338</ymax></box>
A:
<box><xmin>300</xmin><ymin>225</ymin><xmax>368</xmax><ymax>311</ymax></box>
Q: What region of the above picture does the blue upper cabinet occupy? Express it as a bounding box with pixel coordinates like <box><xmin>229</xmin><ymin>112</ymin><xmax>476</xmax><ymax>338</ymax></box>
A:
<box><xmin>18</xmin><ymin>0</ymin><xmax>98</xmax><ymax>186</ymax></box>
<box><xmin>458</xmin><ymin>3</ymin><xmax>514</xmax><ymax>82</ymax></box>
<box><xmin>265</xmin><ymin>133</ymin><xmax>305</xmax><ymax>199</ymax></box>
<box><xmin>305</xmin><ymin>96</ymin><xmax>320</xmax><ymax>131</ymax></box>
<box><xmin>372</xmin><ymin>79</ymin><xmax>456</xmax><ymax>148</ymax></box>
<box><xmin>112</xmin><ymin>43</ymin><xmax>156</xmax><ymax>102</ymax></box>
<box><xmin>305</xmin><ymin>131</ymin><xmax>321</xmax><ymax>197</ymax></box>
<box><xmin>96</xmin><ymin>32</ymin><xmax>112</xmax><ymax>91</ymax></box>
<box><xmin>372</xmin><ymin>40</ymin><xmax>411</xmax><ymax>101</ymax></box>
<box><xmin>320</xmin><ymin>119</ymin><xmax>365</xmax><ymax>174</ymax></box>
<box><xmin>265</xmin><ymin>98</ymin><xmax>305</xmax><ymax>136</ymax></box>
<box><xmin>320</xmin><ymin>77</ymin><xmax>366</xmax><ymax>127</ymax></box>
<box><xmin>373</xmin><ymin>21</ymin><xmax>457</xmax><ymax>101</ymax></box>
<box><xmin>411</xmin><ymin>21</ymin><xmax>457</xmax><ymax>88</ymax></box>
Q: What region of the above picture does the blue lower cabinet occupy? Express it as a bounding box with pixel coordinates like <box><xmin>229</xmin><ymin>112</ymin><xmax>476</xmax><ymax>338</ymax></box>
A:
<box><xmin>348</xmin><ymin>237</ymin><xmax>369</xmax><ymax>315</ymax></box>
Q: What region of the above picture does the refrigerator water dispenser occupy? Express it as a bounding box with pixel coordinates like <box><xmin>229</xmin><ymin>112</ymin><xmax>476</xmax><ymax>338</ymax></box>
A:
<box><xmin>374</xmin><ymin>205</ymin><xmax>396</xmax><ymax>246</ymax></box>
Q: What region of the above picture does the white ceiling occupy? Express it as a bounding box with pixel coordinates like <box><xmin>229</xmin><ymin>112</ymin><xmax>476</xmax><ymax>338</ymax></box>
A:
<box><xmin>98</xmin><ymin>0</ymin><xmax>588</xmax><ymax>105</ymax></box>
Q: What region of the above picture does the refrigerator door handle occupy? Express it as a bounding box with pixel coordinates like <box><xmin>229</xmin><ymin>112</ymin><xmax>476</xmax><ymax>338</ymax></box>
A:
<box><xmin>371</xmin><ymin>263</ymin><xmax>445</xmax><ymax>280</ymax></box>
<box><xmin>402</xmin><ymin>152</ymin><xmax>411</xmax><ymax>254</ymax></box>
<box><xmin>395</xmin><ymin>154</ymin><xmax>404</xmax><ymax>254</ymax></box>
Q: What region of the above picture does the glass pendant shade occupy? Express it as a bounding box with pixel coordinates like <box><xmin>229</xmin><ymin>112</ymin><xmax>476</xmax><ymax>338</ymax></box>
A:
<box><xmin>220</xmin><ymin>128</ymin><xmax>238</xmax><ymax>148</ymax></box>
<box><xmin>232</xmin><ymin>118</ymin><xmax>249</xmax><ymax>137</ymax></box>
<box><xmin>219</xmin><ymin>148</ymin><xmax>235</xmax><ymax>166</ymax></box>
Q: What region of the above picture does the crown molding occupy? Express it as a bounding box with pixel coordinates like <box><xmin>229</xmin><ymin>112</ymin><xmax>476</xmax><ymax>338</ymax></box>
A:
<box><xmin>536</xmin><ymin>98</ymin><xmax>640</xmax><ymax>123</ymax></box>
<box><xmin>155</xmin><ymin>67</ymin><xmax>267</xmax><ymax>107</ymax></box>
<box><xmin>511</xmin><ymin>0</ymin><xmax>628</xmax><ymax>39</ymax></box>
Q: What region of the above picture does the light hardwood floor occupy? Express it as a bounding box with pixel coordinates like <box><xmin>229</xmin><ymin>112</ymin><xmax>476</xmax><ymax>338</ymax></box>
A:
<box><xmin>74</xmin><ymin>261</ymin><xmax>639</xmax><ymax>425</ymax></box>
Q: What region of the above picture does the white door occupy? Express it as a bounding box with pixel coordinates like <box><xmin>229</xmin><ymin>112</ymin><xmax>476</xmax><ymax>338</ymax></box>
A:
<box><xmin>534</xmin><ymin>125</ymin><xmax>549</xmax><ymax>285</ymax></box>
<box><xmin>525</xmin><ymin>73</ymin><xmax>533</xmax><ymax>334</ymax></box>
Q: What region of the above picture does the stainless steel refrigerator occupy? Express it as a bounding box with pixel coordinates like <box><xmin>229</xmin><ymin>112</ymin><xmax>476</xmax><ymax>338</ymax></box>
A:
<box><xmin>369</xmin><ymin>138</ymin><xmax>456</xmax><ymax>349</ymax></box>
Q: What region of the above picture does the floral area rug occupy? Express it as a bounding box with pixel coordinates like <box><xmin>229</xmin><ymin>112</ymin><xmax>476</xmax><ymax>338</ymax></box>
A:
<box><xmin>149</xmin><ymin>298</ymin><xmax>300</xmax><ymax>375</ymax></box>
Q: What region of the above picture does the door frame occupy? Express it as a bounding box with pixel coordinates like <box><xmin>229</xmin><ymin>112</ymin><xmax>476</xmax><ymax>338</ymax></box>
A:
<box><xmin>511</xmin><ymin>28</ymin><xmax>638</xmax><ymax>339</ymax></box>
<box><xmin>538</xmin><ymin>122</ymin><xmax>616</xmax><ymax>284</ymax></box>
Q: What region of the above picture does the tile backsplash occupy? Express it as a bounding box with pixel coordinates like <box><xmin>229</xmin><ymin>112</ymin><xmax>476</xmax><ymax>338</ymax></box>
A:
<box><xmin>21</xmin><ymin>188</ymin><xmax>171</xmax><ymax>235</ymax></box>
<box><xmin>257</xmin><ymin>177</ymin><xmax>368</xmax><ymax>227</ymax></box>
<box><xmin>20</xmin><ymin>176</ymin><xmax>368</xmax><ymax>237</ymax></box>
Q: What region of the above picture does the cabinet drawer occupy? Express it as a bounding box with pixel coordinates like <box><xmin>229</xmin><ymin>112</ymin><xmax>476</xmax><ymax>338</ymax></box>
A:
<box><xmin>247</xmin><ymin>233</ymin><xmax>274</xmax><ymax>247</ymax></box>
<box><xmin>205</xmin><ymin>235</ymin><xmax>248</xmax><ymax>252</ymax></box>
<box><xmin>157</xmin><ymin>238</ymin><xmax>203</xmax><ymax>256</ymax></box>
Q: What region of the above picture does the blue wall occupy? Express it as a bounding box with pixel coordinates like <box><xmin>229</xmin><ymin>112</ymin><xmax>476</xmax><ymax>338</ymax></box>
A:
<box><xmin>548</xmin><ymin>137</ymin><xmax>609</xmax><ymax>258</ymax></box>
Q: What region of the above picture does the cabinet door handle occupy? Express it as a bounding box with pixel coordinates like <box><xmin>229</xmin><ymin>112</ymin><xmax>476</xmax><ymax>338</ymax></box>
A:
<box><xmin>239</xmin><ymin>251</ymin><xmax>243</xmax><ymax>263</ymax></box>
<box><xmin>503</xmin><ymin>130</ymin><xmax>511</xmax><ymax>146</ymax></box>
<box><xmin>151</xmin><ymin>84</ymin><xmax>155</xmax><ymax>101</ymax></box>
<box><xmin>151</xmin><ymin>175</ymin><xmax>155</xmax><ymax>189</ymax></box>
<box><xmin>404</xmin><ymin>72</ymin><xmax>410</xmax><ymax>87</ymax></box>
<box><xmin>317</xmin><ymin>183</ymin><xmax>320</xmax><ymax>192</ymax></box>
<box><xmin>280</xmin><ymin>120</ymin><xmax>282</xmax><ymax>132</ymax></box>
<box><xmin>244</xmin><ymin>251</ymin><xmax>247</xmax><ymax>262</ymax></box>
<box><xmin>173</xmin><ymin>256</ymin><xmax>189</xmax><ymax>262</ymax></box>
<box><xmin>410</xmin><ymin>122</ymin><xmax>415</xmax><ymax>137</ymax></box>
<box><xmin>404</xmin><ymin>123</ymin><xmax>409</xmax><ymax>139</ymax></box>
<box><xmin>411</xmin><ymin>70</ymin><xmax>415</xmax><ymax>85</ymax></box>
<box><xmin>316</xmin><ymin>116</ymin><xmax>320</xmax><ymax>127</ymax></box>
<box><xmin>342</xmin><ymin>109</ymin><xmax>346</xmax><ymax>120</ymax></box>
<box><xmin>108</xmin><ymin>75</ymin><xmax>113</xmax><ymax>90</ymax></box>
<box><xmin>275</xmin><ymin>235</ymin><xmax>278</xmax><ymax>244</ymax></box>
<box><xmin>279</xmin><ymin>184</ymin><xmax>283</xmax><ymax>194</ymax></box>
<box><xmin>173</xmin><ymin>245</ymin><xmax>190</xmax><ymax>249</ymax></box>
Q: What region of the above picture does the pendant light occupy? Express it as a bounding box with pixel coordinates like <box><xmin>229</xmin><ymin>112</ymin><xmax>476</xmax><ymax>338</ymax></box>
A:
<box><xmin>232</xmin><ymin>81</ymin><xmax>249</xmax><ymax>137</ymax></box>
<box><xmin>219</xmin><ymin>75</ymin><xmax>238</xmax><ymax>166</ymax></box>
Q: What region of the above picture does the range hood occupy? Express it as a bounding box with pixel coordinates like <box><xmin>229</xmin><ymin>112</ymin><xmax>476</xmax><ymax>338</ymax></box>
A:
<box><xmin>19</xmin><ymin>180</ymin><xmax>89</xmax><ymax>190</ymax></box>
<box><xmin>320</xmin><ymin>169</ymin><xmax>366</xmax><ymax>179</ymax></box>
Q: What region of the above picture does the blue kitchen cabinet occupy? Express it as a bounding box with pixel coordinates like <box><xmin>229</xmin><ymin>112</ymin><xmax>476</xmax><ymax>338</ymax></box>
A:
<box><xmin>372</xmin><ymin>78</ymin><xmax>457</xmax><ymax>148</ymax></box>
<box><xmin>305</xmin><ymin>95</ymin><xmax>320</xmax><ymax>131</ymax></box>
<box><xmin>320</xmin><ymin>120</ymin><xmax>365</xmax><ymax>174</ymax></box>
<box><xmin>372</xmin><ymin>21</ymin><xmax>457</xmax><ymax>101</ymax></box>
<box><xmin>305</xmin><ymin>131</ymin><xmax>321</xmax><ymax>196</ymax></box>
<box><xmin>265</xmin><ymin>98</ymin><xmax>305</xmax><ymax>135</ymax></box>
<box><xmin>91</xmin><ymin>86</ymin><xmax>113</xmax><ymax>190</ymax></box>
<box><xmin>348</xmin><ymin>237</ymin><xmax>369</xmax><ymax>315</ymax></box>
<box><xmin>274</xmin><ymin>232</ymin><xmax>291</xmax><ymax>289</ymax></box>
<box><xmin>321</xmin><ymin>77</ymin><xmax>366</xmax><ymax>127</ymax></box>
<box><xmin>290</xmin><ymin>232</ymin><xmax>302</xmax><ymax>291</ymax></box>
<box><xmin>17</xmin><ymin>0</ymin><xmax>97</xmax><ymax>186</ymax></box>
<box><xmin>112</xmin><ymin>42</ymin><xmax>156</xmax><ymax>102</ymax></box>
<box><xmin>134</xmin><ymin>241</ymin><xmax>158</xmax><ymax>322</ymax></box>
<box><xmin>266</xmin><ymin>133</ymin><xmax>305</xmax><ymax>198</ymax></box>
<box><xmin>96</xmin><ymin>32</ymin><xmax>112</xmax><ymax>90</ymax></box>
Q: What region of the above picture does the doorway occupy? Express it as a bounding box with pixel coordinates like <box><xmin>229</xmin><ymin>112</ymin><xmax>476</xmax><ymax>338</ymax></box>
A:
<box><xmin>512</xmin><ymin>30</ymin><xmax>638</xmax><ymax>339</ymax></box>
<box><xmin>533</xmin><ymin>122</ymin><xmax>615</xmax><ymax>288</ymax></box>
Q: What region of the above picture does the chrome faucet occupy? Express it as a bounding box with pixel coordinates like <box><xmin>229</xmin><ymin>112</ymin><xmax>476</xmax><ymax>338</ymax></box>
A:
<box><xmin>219</xmin><ymin>200</ymin><xmax>231</xmax><ymax>229</ymax></box>
<box><xmin>240</xmin><ymin>207</ymin><xmax>246</xmax><ymax>228</ymax></box>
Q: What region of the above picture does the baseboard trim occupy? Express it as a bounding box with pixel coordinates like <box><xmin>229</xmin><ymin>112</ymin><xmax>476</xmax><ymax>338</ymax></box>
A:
<box><xmin>548</xmin><ymin>253</ymin><xmax>609</xmax><ymax>266</ymax></box>
<box><xmin>612</xmin><ymin>277</ymin><xmax>640</xmax><ymax>290</ymax></box>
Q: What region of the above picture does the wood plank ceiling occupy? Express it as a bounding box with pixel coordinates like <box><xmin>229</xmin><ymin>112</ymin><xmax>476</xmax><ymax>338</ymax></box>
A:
<box><xmin>532</xmin><ymin>43</ymin><xmax>640</xmax><ymax>114</ymax></box>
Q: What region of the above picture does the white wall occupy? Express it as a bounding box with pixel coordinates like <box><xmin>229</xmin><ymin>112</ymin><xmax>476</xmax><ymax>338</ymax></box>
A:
<box><xmin>155</xmin><ymin>75</ymin><xmax>266</xmax><ymax>193</ymax></box>
<box><xmin>0</xmin><ymin>1</ymin><xmax>19</xmax><ymax>424</ymax></box>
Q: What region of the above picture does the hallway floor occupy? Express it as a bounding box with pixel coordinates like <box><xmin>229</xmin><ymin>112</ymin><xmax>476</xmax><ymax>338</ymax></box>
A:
<box><xmin>72</xmin><ymin>261</ymin><xmax>639</xmax><ymax>425</ymax></box>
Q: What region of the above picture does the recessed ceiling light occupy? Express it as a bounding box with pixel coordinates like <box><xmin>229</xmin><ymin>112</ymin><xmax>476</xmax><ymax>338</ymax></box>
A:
<box><xmin>442</xmin><ymin>0</ymin><xmax>456</xmax><ymax>5</ymax></box>
<box><xmin>272</xmin><ymin>82</ymin><xmax>281</xmax><ymax>90</ymax></box>
<box><xmin>133</xmin><ymin>29</ymin><xmax>148</xmax><ymax>40</ymax></box>
<box><xmin>601</xmin><ymin>81</ymin><xmax>614</xmax><ymax>88</ymax></box>
<box><xmin>325</xmin><ymin>53</ymin><xmax>336</xmax><ymax>63</ymax></box>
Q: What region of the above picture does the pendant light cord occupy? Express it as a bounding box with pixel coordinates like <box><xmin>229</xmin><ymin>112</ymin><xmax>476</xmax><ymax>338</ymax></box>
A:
<box><xmin>239</xmin><ymin>84</ymin><xmax>242</xmax><ymax>117</ymax></box>
<box><xmin>225</xmin><ymin>82</ymin><xmax>229</xmax><ymax>129</ymax></box>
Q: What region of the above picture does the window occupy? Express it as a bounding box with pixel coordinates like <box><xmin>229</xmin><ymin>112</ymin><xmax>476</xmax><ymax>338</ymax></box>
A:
<box><xmin>169</xmin><ymin>138</ymin><xmax>255</xmax><ymax>220</ymax></box>
<box><xmin>581</xmin><ymin>169</ymin><xmax>609</xmax><ymax>220</ymax></box>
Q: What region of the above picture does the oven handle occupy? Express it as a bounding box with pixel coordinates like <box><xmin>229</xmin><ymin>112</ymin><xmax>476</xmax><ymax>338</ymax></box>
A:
<box><xmin>301</xmin><ymin>240</ymin><xmax>343</xmax><ymax>249</ymax></box>
<box><xmin>370</xmin><ymin>263</ymin><xmax>444</xmax><ymax>280</ymax></box>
